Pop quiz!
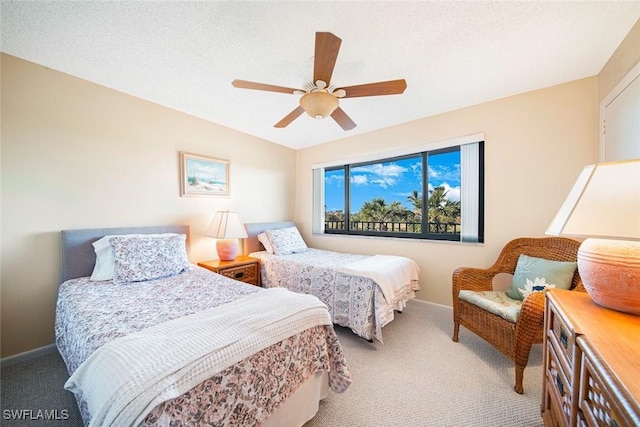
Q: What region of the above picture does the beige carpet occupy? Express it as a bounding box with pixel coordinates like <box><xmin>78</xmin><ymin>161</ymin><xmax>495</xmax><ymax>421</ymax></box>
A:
<box><xmin>305</xmin><ymin>300</ymin><xmax>544</xmax><ymax>427</ymax></box>
<box><xmin>1</xmin><ymin>299</ymin><xmax>543</xmax><ymax>427</ymax></box>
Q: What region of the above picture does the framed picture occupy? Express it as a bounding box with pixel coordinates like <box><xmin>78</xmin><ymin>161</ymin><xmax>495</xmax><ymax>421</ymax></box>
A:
<box><xmin>179</xmin><ymin>152</ymin><xmax>229</xmax><ymax>197</ymax></box>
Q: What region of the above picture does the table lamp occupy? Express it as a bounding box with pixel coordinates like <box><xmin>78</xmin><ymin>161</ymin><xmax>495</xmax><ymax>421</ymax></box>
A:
<box><xmin>546</xmin><ymin>159</ymin><xmax>640</xmax><ymax>314</ymax></box>
<box><xmin>206</xmin><ymin>210</ymin><xmax>248</xmax><ymax>261</ymax></box>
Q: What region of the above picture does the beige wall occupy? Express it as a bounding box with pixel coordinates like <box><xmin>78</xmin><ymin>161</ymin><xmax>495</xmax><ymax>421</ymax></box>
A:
<box><xmin>295</xmin><ymin>78</ymin><xmax>598</xmax><ymax>306</ymax></box>
<box><xmin>3</xmin><ymin>19</ymin><xmax>639</xmax><ymax>358</ymax></box>
<box><xmin>0</xmin><ymin>54</ymin><xmax>296</xmax><ymax>358</ymax></box>
<box><xmin>598</xmin><ymin>18</ymin><xmax>640</xmax><ymax>102</ymax></box>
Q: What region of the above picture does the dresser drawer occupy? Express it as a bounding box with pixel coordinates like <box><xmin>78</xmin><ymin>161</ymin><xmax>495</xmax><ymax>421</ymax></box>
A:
<box><xmin>578</xmin><ymin>338</ymin><xmax>628</xmax><ymax>427</ymax></box>
<box><xmin>219</xmin><ymin>263</ymin><xmax>258</xmax><ymax>284</ymax></box>
<box><xmin>546</xmin><ymin>342</ymin><xmax>572</xmax><ymax>427</ymax></box>
<box><xmin>548</xmin><ymin>302</ymin><xmax>577</xmax><ymax>369</ymax></box>
<box><xmin>543</xmin><ymin>290</ymin><xmax>640</xmax><ymax>427</ymax></box>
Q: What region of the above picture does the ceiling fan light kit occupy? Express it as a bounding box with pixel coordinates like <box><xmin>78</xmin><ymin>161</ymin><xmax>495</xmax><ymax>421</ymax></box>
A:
<box><xmin>300</xmin><ymin>90</ymin><xmax>339</xmax><ymax>119</ymax></box>
<box><xmin>232</xmin><ymin>32</ymin><xmax>407</xmax><ymax>130</ymax></box>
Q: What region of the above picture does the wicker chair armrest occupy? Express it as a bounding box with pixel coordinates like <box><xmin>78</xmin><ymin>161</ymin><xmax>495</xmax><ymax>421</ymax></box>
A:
<box><xmin>517</xmin><ymin>291</ymin><xmax>546</xmax><ymax>329</ymax></box>
<box><xmin>514</xmin><ymin>291</ymin><xmax>546</xmax><ymax>366</ymax></box>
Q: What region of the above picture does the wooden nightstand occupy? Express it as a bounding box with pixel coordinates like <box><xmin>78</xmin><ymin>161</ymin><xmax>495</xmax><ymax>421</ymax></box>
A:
<box><xmin>198</xmin><ymin>255</ymin><xmax>260</xmax><ymax>286</ymax></box>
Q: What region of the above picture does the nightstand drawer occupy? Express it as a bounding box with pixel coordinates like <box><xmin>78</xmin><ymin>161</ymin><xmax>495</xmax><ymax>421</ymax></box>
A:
<box><xmin>219</xmin><ymin>263</ymin><xmax>258</xmax><ymax>284</ymax></box>
<box><xmin>197</xmin><ymin>256</ymin><xmax>261</xmax><ymax>286</ymax></box>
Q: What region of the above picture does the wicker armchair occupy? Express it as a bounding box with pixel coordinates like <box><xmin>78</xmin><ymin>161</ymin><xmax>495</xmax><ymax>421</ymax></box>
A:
<box><xmin>452</xmin><ymin>237</ymin><xmax>584</xmax><ymax>394</ymax></box>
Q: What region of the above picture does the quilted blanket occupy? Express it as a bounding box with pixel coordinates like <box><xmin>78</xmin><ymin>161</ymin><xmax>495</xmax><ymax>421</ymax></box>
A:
<box><xmin>65</xmin><ymin>288</ymin><xmax>332</xmax><ymax>427</ymax></box>
<box><xmin>251</xmin><ymin>249</ymin><xmax>420</xmax><ymax>343</ymax></box>
<box><xmin>338</xmin><ymin>255</ymin><xmax>420</xmax><ymax>303</ymax></box>
<box><xmin>56</xmin><ymin>267</ymin><xmax>351</xmax><ymax>426</ymax></box>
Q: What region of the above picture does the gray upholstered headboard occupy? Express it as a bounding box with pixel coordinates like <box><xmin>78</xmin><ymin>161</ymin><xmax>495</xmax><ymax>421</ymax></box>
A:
<box><xmin>60</xmin><ymin>225</ymin><xmax>190</xmax><ymax>283</ymax></box>
<box><xmin>243</xmin><ymin>221</ymin><xmax>296</xmax><ymax>254</ymax></box>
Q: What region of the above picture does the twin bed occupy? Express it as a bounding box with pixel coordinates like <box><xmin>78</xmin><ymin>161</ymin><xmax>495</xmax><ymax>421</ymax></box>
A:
<box><xmin>243</xmin><ymin>222</ymin><xmax>421</xmax><ymax>343</ymax></box>
<box><xmin>56</xmin><ymin>222</ymin><xmax>419</xmax><ymax>426</ymax></box>
<box><xmin>55</xmin><ymin>225</ymin><xmax>351</xmax><ymax>427</ymax></box>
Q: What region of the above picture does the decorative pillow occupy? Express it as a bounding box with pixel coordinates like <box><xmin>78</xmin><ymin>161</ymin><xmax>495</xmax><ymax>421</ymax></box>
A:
<box><xmin>518</xmin><ymin>277</ymin><xmax>556</xmax><ymax>298</ymax></box>
<box><xmin>257</xmin><ymin>232</ymin><xmax>275</xmax><ymax>254</ymax></box>
<box><xmin>90</xmin><ymin>233</ymin><xmax>177</xmax><ymax>281</ymax></box>
<box><xmin>265</xmin><ymin>226</ymin><xmax>308</xmax><ymax>255</ymax></box>
<box><xmin>110</xmin><ymin>234</ymin><xmax>191</xmax><ymax>284</ymax></box>
<box><xmin>506</xmin><ymin>254</ymin><xmax>577</xmax><ymax>301</ymax></box>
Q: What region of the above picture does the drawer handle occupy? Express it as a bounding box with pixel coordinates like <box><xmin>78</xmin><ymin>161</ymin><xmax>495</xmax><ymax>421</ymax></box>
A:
<box><xmin>560</xmin><ymin>328</ymin><xmax>568</xmax><ymax>348</ymax></box>
<box><xmin>234</xmin><ymin>272</ymin><xmax>244</xmax><ymax>279</ymax></box>
<box><xmin>556</xmin><ymin>373</ymin><xmax>564</xmax><ymax>396</ymax></box>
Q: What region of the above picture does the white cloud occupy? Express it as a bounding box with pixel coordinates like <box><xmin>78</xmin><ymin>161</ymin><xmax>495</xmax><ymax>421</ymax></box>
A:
<box><xmin>429</xmin><ymin>163</ymin><xmax>461</xmax><ymax>186</ymax></box>
<box><xmin>325</xmin><ymin>174</ymin><xmax>344</xmax><ymax>187</ymax></box>
<box><xmin>410</xmin><ymin>161</ymin><xmax>422</xmax><ymax>179</ymax></box>
<box><xmin>350</xmin><ymin>163</ymin><xmax>408</xmax><ymax>189</ymax></box>
<box><xmin>350</xmin><ymin>175</ymin><xmax>368</xmax><ymax>186</ymax></box>
<box><xmin>427</xmin><ymin>182</ymin><xmax>461</xmax><ymax>201</ymax></box>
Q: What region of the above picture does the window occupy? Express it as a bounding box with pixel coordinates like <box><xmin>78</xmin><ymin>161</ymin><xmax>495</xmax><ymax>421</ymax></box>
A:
<box><xmin>314</xmin><ymin>139</ymin><xmax>484</xmax><ymax>242</ymax></box>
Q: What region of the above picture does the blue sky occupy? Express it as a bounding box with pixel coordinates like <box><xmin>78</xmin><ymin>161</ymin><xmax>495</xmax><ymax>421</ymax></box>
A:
<box><xmin>325</xmin><ymin>150</ymin><xmax>461</xmax><ymax>212</ymax></box>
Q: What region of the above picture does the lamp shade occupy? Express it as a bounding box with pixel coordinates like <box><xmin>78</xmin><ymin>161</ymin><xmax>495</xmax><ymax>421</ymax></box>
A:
<box><xmin>206</xmin><ymin>211</ymin><xmax>248</xmax><ymax>239</ymax></box>
<box><xmin>546</xmin><ymin>160</ymin><xmax>640</xmax><ymax>240</ymax></box>
<box><xmin>206</xmin><ymin>211</ymin><xmax>248</xmax><ymax>261</ymax></box>
<box><xmin>546</xmin><ymin>159</ymin><xmax>640</xmax><ymax>315</ymax></box>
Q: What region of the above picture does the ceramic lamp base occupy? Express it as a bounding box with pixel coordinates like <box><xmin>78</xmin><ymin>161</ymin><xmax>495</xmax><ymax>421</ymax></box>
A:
<box><xmin>216</xmin><ymin>238</ymin><xmax>240</xmax><ymax>261</ymax></box>
<box><xmin>578</xmin><ymin>238</ymin><xmax>640</xmax><ymax>315</ymax></box>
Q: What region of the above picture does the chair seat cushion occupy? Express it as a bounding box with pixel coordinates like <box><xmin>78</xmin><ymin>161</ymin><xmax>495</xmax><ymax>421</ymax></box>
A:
<box><xmin>458</xmin><ymin>290</ymin><xmax>523</xmax><ymax>323</ymax></box>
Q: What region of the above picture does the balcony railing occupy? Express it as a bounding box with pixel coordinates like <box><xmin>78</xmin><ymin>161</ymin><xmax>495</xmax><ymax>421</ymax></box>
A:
<box><xmin>325</xmin><ymin>220</ymin><xmax>460</xmax><ymax>234</ymax></box>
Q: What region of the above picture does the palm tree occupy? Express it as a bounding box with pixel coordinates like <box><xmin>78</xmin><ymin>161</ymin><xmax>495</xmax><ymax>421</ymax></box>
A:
<box><xmin>325</xmin><ymin>209</ymin><xmax>344</xmax><ymax>222</ymax></box>
<box><xmin>407</xmin><ymin>190</ymin><xmax>422</xmax><ymax>217</ymax></box>
<box><xmin>357</xmin><ymin>198</ymin><xmax>406</xmax><ymax>231</ymax></box>
<box><xmin>427</xmin><ymin>186</ymin><xmax>460</xmax><ymax>232</ymax></box>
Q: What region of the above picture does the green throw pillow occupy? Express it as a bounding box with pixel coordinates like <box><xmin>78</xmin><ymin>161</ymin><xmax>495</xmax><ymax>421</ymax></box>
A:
<box><xmin>506</xmin><ymin>254</ymin><xmax>577</xmax><ymax>301</ymax></box>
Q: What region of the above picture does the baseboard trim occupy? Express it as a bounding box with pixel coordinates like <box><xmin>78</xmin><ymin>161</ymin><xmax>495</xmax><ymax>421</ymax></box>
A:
<box><xmin>408</xmin><ymin>298</ymin><xmax>453</xmax><ymax>311</ymax></box>
<box><xmin>0</xmin><ymin>343</ymin><xmax>57</xmax><ymax>368</ymax></box>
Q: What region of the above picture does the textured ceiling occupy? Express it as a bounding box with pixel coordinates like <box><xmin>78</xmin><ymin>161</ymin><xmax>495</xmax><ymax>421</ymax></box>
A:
<box><xmin>2</xmin><ymin>2</ymin><xmax>639</xmax><ymax>149</ymax></box>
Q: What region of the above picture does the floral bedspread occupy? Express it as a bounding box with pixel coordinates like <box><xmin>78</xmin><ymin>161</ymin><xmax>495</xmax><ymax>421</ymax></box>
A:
<box><xmin>55</xmin><ymin>267</ymin><xmax>350</xmax><ymax>426</ymax></box>
<box><xmin>250</xmin><ymin>249</ymin><xmax>420</xmax><ymax>343</ymax></box>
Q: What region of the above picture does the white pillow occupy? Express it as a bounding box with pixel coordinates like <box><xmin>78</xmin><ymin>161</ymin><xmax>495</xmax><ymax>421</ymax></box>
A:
<box><xmin>89</xmin><ymin>233</ymin><xmax>177</xmax><ymax>281</ymax></box>
<box><xmin>265</xmin><ymin>227</ymin><xmax>308</xmax><ymax>255</ymax></box>
<box><xmin>257</xmin><ymin>232</ymin><xmax>275</xmax><ymax>254</ymax></box>
<box><xmin>90</xmin><ymin>235</ymin><xmax>119</xmax><ymax>281</ymax></box>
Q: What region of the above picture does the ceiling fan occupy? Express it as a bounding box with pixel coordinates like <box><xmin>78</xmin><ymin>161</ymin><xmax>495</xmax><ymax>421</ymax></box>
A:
<box><xmin>232</xmin><ymin>32</ymin><xmax>407</xmax><ymax>131</ymax></box>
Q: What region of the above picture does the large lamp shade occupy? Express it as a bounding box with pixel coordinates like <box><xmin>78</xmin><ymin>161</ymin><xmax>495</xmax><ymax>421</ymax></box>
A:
<box><xmin>546</xmin><ymin>159</ymin><xmax>640</xmax><ymax>314</ymax></box>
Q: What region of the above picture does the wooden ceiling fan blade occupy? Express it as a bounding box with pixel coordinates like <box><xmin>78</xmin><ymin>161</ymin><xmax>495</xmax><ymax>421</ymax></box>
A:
<box><xmin>232</xmin><ymin>79</ymin><xmax>301</xmax><ymax>95</ymax></box>
<box><xmin>313</xmin><ymin>32</ymin><xmax>342</xmax><ymax>86</ymax></box>
<box><xmin>340</xmin><ymin>79</ymin><xmax>407</xmax><ymax>98</ymax></box>
<box><xmin>331</xmin><ymin>107</ymin><xmax>356</xmax><ymax>131</ymax></box>
<box><xmin>274</xmin><ymin>106</ymin><xmax>305</xmax><ymax>128</ymax></box>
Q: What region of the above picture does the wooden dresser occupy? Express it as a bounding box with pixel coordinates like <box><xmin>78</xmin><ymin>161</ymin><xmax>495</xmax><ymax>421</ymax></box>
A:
<box><xmin>542</xmin><ymin>289</ymin><xmax>640</xmax><ymax>427</ymax></box>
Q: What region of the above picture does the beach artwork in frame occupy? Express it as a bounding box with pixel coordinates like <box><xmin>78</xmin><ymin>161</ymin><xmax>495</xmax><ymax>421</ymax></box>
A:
<box><xmin>179</xmin><ymin>152</ymin><xmax>229</xmax><ymax>197</ymax></box>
